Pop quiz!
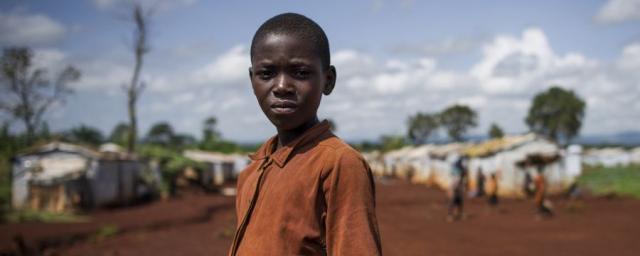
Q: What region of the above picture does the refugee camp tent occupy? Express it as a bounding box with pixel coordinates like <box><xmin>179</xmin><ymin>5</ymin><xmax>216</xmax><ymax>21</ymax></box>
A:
<box><xmin>423</xmin><ymin>143</ymin><xmax>469</xmax><ymax>189</ymax></box>
<box><xmin>11</xmin><ymin>142</ymin><xmax>157</xmax><ymax>212</ymax></box>
<box><xmin>371</xmin><ymin>134</ymin><xmax>577</xmax><ymax>198</ymax></box>
<box><xmin>400</xmin><ymin>145</ymin><xmax>432</xmax><ymax>182</ymax></box>
<box><xmin>583</xmin><ymin>147</ymin><xmax>632</xmax><ymax>167</ymax></box>
<box><xmin>565</xmin><ymin>145</ymin><xmax>583</xmax><ymax>178</ymax></box>
<box><xmin>462</xmin><ymin>133</ymin><xmax>575</xmax><ymax>197</ymax></box>
<box><xmin>382</xmin><ymin>147</ymin><xmax>415</xmax><ymax>178</ymax></box>
<box><xmin>631</xmin><ymin>147</ymin><xmax>640</xmax><ymax>165</ymax></box>
<box><xmin>183</xmin><ymin>150</ymin><xmax>249</xmax><ymax>188</ymax></box>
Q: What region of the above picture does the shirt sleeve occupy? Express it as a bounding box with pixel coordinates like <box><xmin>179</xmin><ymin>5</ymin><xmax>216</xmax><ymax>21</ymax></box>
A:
<box><xmin>322</xmin><ymin>147</ymin><xmax>382</xmax><ymax>255</ymax></box>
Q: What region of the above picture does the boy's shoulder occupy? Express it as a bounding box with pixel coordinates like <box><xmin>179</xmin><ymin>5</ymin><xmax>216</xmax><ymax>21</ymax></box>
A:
<box><xmin>315</xmin><ymin>135</ymin><xmax>367</xmax><ymax>165</ymax></box>
<box><xmin>316</xmin><ymin>134</ymin><xmax>357</xmax><ymax>152</ymax></box>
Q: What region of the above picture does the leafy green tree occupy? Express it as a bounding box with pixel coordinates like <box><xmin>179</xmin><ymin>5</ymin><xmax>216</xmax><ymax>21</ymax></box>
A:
<box><xmin>109</xmin><ymin>122</ymin><xmax>130</xmax><ymax>146</ymax></box>
<box><xmin>137</xmin><ymin>144</ymin><xmax>204</xmax><ymax>197</ymax></box>
<box><xmin>202</xmin><ymin>116</ymin><xmax>220</xmax><ymax>142</ymax></box>
<box><xmin>0</xmin><ymin>123</ymin><xmax>22</xmax><ymax>211</ymax></box>
<box><xmin>407</xmin><ymin>112</ymin><xmax>439</xmax><ymax>144</ymax></box>
<box><xmin>171</xmin><ymin>133</ymin><xmax>197</xmax><ymax>148</ymax></box>
<box><xmin>488</xmin><ymin>123</ymin><xmax>504</xmax><ymax>139</ymax></box>
<box><xmin>0</xmin><ymin>47</ymin><xmax>80</xmax><ymax>144</ymax></box>
<box><xmin>65</xmin><ymin>124</ymin><xmax>105</xmax><ymax>146</ymax></box>
<box><xmin>0</xmin><ymin>123</ymin><xmax>34</xmax><ymax>212</ymax></box>
<box><xmin>380</xmin><ymin>135</ymin><xmax>408</xmax><ymax>152</ymax></box>
<box><xmin>439</xmin><ymin>104</ymin><xmax>477</xmax><ymax>142</ymax></box>
<box><xmin>525</xmin><ymin>86</ymin><xmax>586</xmax><ymax>143</ymax></box>
<box><xmin>145</xmin><ymin>122</ymin><xmax>175</xmax><ymax>146</ymax></box>
<box><xmin>352</xmin><ymin>141</ymin><xmax>381</xmax><ymax>153</ymax></box>
<box><xmin>198</xmin><ymin>116</ymin><xmax>240</xmax><ymax>153</ymax></box>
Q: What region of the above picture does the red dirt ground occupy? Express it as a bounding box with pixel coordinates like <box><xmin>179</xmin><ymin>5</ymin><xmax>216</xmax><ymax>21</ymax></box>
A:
<box><xmin>2</xmin><ymin>180</ymin><xmax>640</xmax><ymax>255</ymax></box>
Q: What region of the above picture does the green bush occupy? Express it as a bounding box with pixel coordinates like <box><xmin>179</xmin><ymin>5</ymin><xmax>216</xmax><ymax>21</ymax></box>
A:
<box><xmin>2</xmin><ymin>209</ymin><xmax>87</xmax><ymax>223</ymax></box>
<box><xmin>578</xmin><ymin>165</ymin><xmax>640</xmax><ymax>198</ymax></box>
<box><xmin>137</xmin><ymin>145</ymin><xmax>205</xmax><ymax>196</ymax></box>
<box><xmin>91</xmin><ymin>224</ymin><xmax>120</xmax><ymax>242</ymax></box>
<box><xmin>0</xmin><ymin>156</ymin><xmax>11</xmax><ymax>214</ymax></box>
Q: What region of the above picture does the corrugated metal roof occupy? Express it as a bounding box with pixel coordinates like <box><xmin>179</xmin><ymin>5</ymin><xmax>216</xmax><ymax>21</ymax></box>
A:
<box><xmin>462</xmin><ymin>133</ymin><xmax>539</xmax><ymax>157</ymax></box>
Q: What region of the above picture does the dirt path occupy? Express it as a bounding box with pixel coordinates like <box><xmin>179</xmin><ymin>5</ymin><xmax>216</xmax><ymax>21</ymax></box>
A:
<box><xmin>2</xmin><ymin>180</ymin><xmax>639</xmax><ymax>255</ymax></box>
<box><xmin>376</xmin><ymin>180</ymin><xmax>640</xmax><ymax>256</ymax></box>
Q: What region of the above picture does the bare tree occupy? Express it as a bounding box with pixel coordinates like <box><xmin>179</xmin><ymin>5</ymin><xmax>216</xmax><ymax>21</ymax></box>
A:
<box><xmin>125</xmin><ymin>3</ymin><xmax>151</xmax><ymax>153</ymax></box>
<box><xmin>0</xmin><ymin>47</ymin><xmax>80</xmax><ymax>143</ymax></box>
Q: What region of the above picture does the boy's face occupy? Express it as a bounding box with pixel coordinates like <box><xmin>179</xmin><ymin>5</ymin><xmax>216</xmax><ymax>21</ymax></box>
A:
<box><xmin>250</xmin><ymin>33</ymin><xmax>336</xmax><ymax>131</ymax></box>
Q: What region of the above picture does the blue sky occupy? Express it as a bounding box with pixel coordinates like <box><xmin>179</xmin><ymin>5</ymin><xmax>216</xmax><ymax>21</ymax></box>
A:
<box><xmin>1</xmin><ymin>0</ymin><xmax>639</xmax><ymax>142</ymax></box>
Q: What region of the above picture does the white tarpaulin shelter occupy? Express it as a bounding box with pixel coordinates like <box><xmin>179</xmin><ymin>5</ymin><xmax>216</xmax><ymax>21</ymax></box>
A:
<box><xmin>12</xmin><ymin>142</ymin><xmax>157</xmax><ymax>212</ymax></box>
<box><xmin>183</xmin><ymin>150</ymin><xmax>249</xmax><ymax>187</ymax></box>
<box><xmin>368</xmin><ymin>134</ymin><xmax>580</xmax><ymax>198</ymax></box>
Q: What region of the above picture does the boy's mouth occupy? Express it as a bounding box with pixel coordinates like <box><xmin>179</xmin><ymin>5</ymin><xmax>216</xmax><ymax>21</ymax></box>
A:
<box><xmin>271</xmin><ymin>100</ymin><xmax>298</xmax><ymax>114</ymax></box>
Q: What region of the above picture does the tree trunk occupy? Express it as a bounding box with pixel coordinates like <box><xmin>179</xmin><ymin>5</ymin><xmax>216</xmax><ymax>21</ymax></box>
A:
<box><xmin>23</xmin><ymin>115</ymin><xmax>35</xmax><ymax>144</ymax></box>
<box><xmin>127</xmin><ymin>53</ymin><xmax>143</xmax><ymax>153</ymax></box>
<box><xmin>127</xmin><ymin>88</ymin><xmax>137</xmax><ymax>153</ymax></box>
<box><xmin>126</xmin><ymin>4</ymin><xmax>148</xmax><ymax>154</ymax></box>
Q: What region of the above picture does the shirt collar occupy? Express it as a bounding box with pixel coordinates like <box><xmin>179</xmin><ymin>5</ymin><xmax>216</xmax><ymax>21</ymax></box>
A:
<box><xmin>249</xmin><ymin>120</ymin><xmax>332</xmax><ymax>167</ymax></box>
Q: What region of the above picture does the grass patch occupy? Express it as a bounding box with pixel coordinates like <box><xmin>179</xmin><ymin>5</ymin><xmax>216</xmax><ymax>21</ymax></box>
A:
<box><xmin>91</xmin><ymin>224</ymin><xmax>120</xmax><ymax>242</ymax></box>
<box><xmin>2</xmin><ymin>209</ymin><xmax>88</xmax><ymax>223</ymax></box>
<box><xmin>578</xmin><ymin>164</ymin><xmax>640</xmax><ymax>199</ymax></box>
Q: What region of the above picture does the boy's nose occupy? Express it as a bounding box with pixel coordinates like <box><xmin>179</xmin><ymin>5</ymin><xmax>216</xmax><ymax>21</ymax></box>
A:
<box><xmin>273</xmin><ymin>74</ymin><xmax>294</xmax><ymax>95</ymax></box>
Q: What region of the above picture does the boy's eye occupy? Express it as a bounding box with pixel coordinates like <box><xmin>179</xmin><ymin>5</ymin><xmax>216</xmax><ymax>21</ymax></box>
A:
<box><xmin>256</xmin><ymin>70</ymin><xmax>275</xmax><ymax>80</ymax></box>
<box><xmin>292</xmin><ymin>69</ymin><xmax>311</xmax><ymax>79</ymax></box>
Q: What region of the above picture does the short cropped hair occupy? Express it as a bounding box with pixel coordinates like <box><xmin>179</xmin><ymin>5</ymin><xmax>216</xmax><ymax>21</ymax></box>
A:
<box><xmin>250</xmin><ymin>13</ymin><xmax>331</xmax><ymax>68</ymax></box>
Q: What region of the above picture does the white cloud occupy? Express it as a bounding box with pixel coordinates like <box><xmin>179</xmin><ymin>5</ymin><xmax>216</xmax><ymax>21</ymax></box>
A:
<box><xmin>93</xmin><ymin>0</ymin><xmax>198</xmax><ymax>13</ymax></box>
<box><xmin>171</xmin><ymin>92</ymin><xmax>195</xmax><ymax>104</ymax></box>
<box><xmin>470</xmin><ymin>27</ymin><xmax>600</xmax><ymax>95</ymax></box>
<box><xmin>191</xmin><ymin>45</ymin><xmax>250</xmax><ymax>86</ymax></box>
<box><xmin>44</xmin><ymin>28</ymin><xmax>640</xmax><ymax>141</ymax></box>
<box><xmin>32</xmin><ymin>48</ymin><xmax>67</xmax><ymax>70</ymax></box>
<box><xmin>393</xmin><ymin>37</ymin><xmax>483</xmax><ymax>56</ymax></box>
<box><xmin>0</xmin><ymin>10</ymin><xmax>66</xmax><ymax>46</ymax></box>
<box><xmin>75</xmin><ymin>59</ymin><xmax>131</xmax><ymax>91</ymax></box>
<box><xmin>617</xmin><ymin>42</ymin><xmax>640</xmax><ymax>70</ymax></box>
<box><xmin>318</xmin><ymin>28</ymin><xmax>640</xmax><ymax>139</ymax></box>
<box><xmin>333</xmin><ymin>50</ymin><xmax>376</xmax><ymax>78</ymax></box>
<box><xmin>93</xmin><ymin>0</ymin><xmax>117</xmax><ymax>9</ymax></box>
<box><xmin>596</xmin><ymin>0</ymin><xmax>640</xmax><ymax>24</ymax></box>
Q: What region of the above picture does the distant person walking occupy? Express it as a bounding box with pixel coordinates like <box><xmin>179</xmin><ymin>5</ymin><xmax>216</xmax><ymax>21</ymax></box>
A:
<box><xmin>475</xmin><ymin>168</ymin><xmax>486</xmax><ymax>198</ymax></box>
<box><xmin>447</xmin><ymin>156</ymin><xmax>467</xmax><ymax>222</ymax></box>
<box><xmin>534</xmin><ymin>166</ymin><xmax>553</xmax><ymax>218</ymax></box>
<box><xmin>486</xmin><ymin>172</ymin><xmax>499</xmax><ymax>206</ymax></box>
<box><xmin>523</xmin><ymin>171</ymin><xmax>535</xmax><ymax>198</ymax></box>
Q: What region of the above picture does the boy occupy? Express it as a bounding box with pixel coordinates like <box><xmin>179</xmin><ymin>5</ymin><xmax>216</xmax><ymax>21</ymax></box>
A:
<box><xmin>228</xmin><ymin>13</ymin><xmax>382</xmax><ymax>255</ymax></box>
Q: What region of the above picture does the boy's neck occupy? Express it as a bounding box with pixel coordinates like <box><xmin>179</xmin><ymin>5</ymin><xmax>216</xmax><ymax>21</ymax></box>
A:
<box><xmin>276</xmin><ymin>117</ymin><xmax>320</xmax><ymax>150</ymax></box>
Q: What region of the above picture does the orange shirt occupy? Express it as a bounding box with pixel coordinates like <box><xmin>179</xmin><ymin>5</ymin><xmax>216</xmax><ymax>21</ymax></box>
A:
<box><xmin>229</xmin><ymin>121</ymin><xmax>382</xmax><ymax>256</ymax></box>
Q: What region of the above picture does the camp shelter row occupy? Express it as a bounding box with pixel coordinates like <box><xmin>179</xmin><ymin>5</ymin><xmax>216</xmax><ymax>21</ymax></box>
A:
<box><xmin>182</xmin><ymin>149</ymin><xmax>249</xmax><ymax>191</ymax></box>
<box><xmin>582</xmin><ymin>147</ymin><xmax>640</xmax><ymax>167</ymax></box>
<box><xmin>11</xmin><ymin>142</ymin><xmax>249</xmax><ymax>213</ymax></box>
<box><xmin>363</xmin><ymin>134</ymin><xmax>582</xmax><ymax>198</ymax></box>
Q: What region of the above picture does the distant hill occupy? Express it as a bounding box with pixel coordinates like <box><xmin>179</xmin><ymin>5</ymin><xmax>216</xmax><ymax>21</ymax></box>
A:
<box><xmin>346</xmin><ymin>131</ymin><xmax>640</xmax><ymax>147</ymax></box>
<box><xmin>576</xmin><ymin>131</ymin><xmax>640</xmax><ymax>146</ymax></box>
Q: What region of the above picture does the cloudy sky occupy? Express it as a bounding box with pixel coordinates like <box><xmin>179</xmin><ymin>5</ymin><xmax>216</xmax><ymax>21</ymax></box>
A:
<box><xmin>1</xmin><ymin>0</ymin><xmax>639</xmax><ymax>142</ymax></box>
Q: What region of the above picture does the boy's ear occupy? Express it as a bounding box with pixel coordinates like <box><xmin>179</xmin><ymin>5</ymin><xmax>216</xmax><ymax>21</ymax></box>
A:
<box><xmin>323</xmin><ymin>65</ymin><xmax>336</xmax><ymax>95</ymax></box>
<box><xmin>248</xmin><ymin>67</ymin><xmax>253</xmax><ymax>78</ymax></box>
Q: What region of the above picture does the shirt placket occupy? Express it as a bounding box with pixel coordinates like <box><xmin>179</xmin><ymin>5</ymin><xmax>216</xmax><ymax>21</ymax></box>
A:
<box><xmin>230</xmin><ymin>157</ymin><xmax>273</xmax><ymax>256</ymax></box>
